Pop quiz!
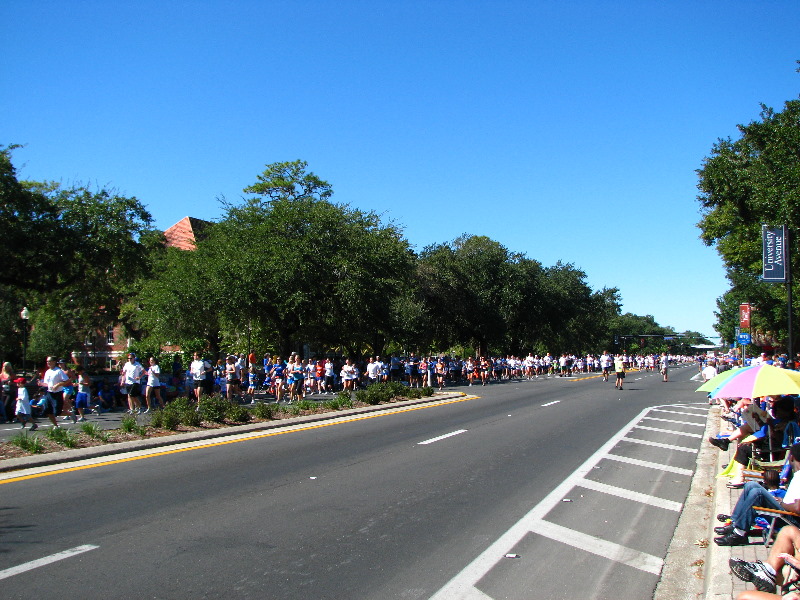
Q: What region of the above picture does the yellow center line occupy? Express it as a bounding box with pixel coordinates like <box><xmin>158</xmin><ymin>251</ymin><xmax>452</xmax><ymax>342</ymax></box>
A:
<box><xmin>0</xmin><ymin>396</ymin><xmax>477</xmax><ymax>485</ymax></box>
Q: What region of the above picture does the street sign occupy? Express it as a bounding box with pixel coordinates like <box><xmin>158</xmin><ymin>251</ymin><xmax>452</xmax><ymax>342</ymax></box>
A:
<box><xmin>738</xmin><ymin>332</ymin><xmax>751</xmax><ymax>345</ymax></box>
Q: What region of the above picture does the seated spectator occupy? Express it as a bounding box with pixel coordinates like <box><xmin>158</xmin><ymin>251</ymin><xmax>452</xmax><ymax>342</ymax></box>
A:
<box><xmin>723</xmin><ymin>397</ymin><xmax>794</xmax><ymax>488</ymax></box>
<box><xmin>730</xmin><ymin>523</ymin><xmax>800</xmax><ymax>593</ymax></box>
<box><xmin>715</xmin><ymin>443</ymin><xmax>800</xmax><ymax>546</ymax></box>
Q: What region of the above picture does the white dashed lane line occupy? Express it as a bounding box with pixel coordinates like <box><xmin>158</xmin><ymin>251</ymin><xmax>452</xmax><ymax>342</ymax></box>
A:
<box><xmin>0</xmin><ymin>545</ymin><xmax>99</xmax><ymax>580</ymax></box>
<box><xmin>418</xmin><ymin>430</ymin><xmax>468</xmax><ymax>445</ymax></box>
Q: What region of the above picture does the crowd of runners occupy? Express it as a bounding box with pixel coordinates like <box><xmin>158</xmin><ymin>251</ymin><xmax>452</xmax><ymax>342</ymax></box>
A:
<box><xmin>1</xmin><ymin>350</ymin><xmax>693</xmax><ymax>425</ymax></box>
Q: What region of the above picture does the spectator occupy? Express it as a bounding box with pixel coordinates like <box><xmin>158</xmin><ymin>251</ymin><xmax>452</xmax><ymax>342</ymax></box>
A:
<box><xmin>1</xmin><ymin>361</ymin><xmax>16</xmax><ymax>423</ymax></box>
<box><xmin>730</xmin><ymin>523</ymin><xmax>800</xmax><ymax>593</ymax></box>
<box><xmin>715</xmin><ymin>443</ymin><xmax>800</xmax><ymax>546</ymax></box>
<box><xmin>14</xmin><ymin>376</ymin><xmax>37</xmax><ymax>430</ymax></box>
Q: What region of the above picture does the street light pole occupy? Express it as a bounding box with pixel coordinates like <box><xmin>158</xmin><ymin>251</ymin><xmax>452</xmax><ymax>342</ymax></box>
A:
<box><xmin>20</xmin><ymin>306</ymin><xmax>30</xmax><ymax>377</ymax></box>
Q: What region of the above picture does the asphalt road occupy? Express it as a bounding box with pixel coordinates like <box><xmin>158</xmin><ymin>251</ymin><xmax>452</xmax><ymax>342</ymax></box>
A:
<box><xmin>0</xmin><ymin>365</ymin><xmax>706</xmax><ymax>599</ymax></box>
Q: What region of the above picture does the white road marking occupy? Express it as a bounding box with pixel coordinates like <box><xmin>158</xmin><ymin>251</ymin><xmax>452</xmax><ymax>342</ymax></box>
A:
<box><xmin>0</xmin><ymin>545</ymin><xmax>98</xmax><ymax>580</ymax></box>
<box><xmin>621</xmin><ymin>437</ymin><xmax>698</xmax><ymax>453</ymax></box>
<box><xmin>603</xmin><ymin>453</ymin><xmax>693</xmax><ymax>476</ymax></box>
<box><xmin>534</xmin><ymin>520</ymin><xmax>664</xmax><ymax>575</ymax></box>
<box><xmin>428</xmin><ymin>404</ymin><xmax>699</xmax><ymax>599</ymax></box>
<box><xmin>419</xmin><ymin>430</ymin><xmax>468</xmax><ymax>445</ymax></box>
<box><xmin>642</xmin><ymin>416</ymin><xmax>705</xmax><ymax>427</ymax></box>
<box><xmin>541</xmin><ymin>401</ymin><xmax>560</xmax><ymax>407</ymax></box>
<box><xmin>577</xmin><ymin>478</ymin><xmax>683</xmax><ymax>512</ymax></box>
<box><xmin>650</xmin><ymin>408</ymin><xmax>706</xmax><ymax>417</ymax></box>
<box><xmin>634</xmin><ymin>425</ymin><xmax>703</xmax><ymax>438</ymax></box>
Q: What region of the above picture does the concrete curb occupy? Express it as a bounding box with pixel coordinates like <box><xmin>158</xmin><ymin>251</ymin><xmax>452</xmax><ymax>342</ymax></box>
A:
<box><xmin>0</xmin><ymin>392</ymin><xmax>466</xmax><ymax>474</ymax></box>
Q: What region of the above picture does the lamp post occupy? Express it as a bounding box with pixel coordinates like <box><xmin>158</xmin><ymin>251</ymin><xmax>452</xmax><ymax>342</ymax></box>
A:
<box><xmin>20</xmin><ymin>306</ymin><xmax>29</xmax><ymax>377</ymax></box>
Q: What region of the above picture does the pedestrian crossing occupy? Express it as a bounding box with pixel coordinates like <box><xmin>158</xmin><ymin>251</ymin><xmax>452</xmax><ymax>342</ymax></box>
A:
<box><xmin>429</xmin><ymin>402</ymin><xmax>707</xmax><ymax>599</ymax></box>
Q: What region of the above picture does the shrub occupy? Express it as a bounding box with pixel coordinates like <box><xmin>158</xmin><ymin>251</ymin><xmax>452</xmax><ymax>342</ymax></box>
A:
<box><xmin>252</xmin><ymin>402</ymin><xmax>273</xmax><ymax>420</ymax></box>
<box><xmin>149</xmin><ymin>409</ymin><xmax>164</xmax><ymax>428</ymax></box>
<box><xmin>335</xmin><ymin>391</ymin><xmax>353</xmax><ymax>408</ymax></box>
<box><xmin>295</xmin><ymin>399</ymin><xmax>316</xmax><ymax>412</ymax></box>
<box><xmin>120</xmin><ymin>415</ymin><xmax>138</xmax><ymax>433</ymax></box>
<box><xmin>10</xmin><ymin>431</ymin><xmax>44</xmax><ymax>454</ymax></box>
<box><xmin>162</xmin><ymin>409</ymin><xmax>181</xmax><ymax>430</ymax></box>
<box><xmin>421</xmin><ymin>386</ymin><xmax>434</xmax><ymax>397</ymax></box>
<box><xmin>225</xmin><ymin>403</ymin><xmax>251</xmax><ymax>423</ymax></box>
<box><xmin>199</xmin><ymin>395</ymin><xmax>229</xmax><ymax>423</ymax></box>
<box><xmin>179</xmin><ymin>407</ymin><xmax>202</xmax><ymax>427</ymax></box>
<box><xmin>47</xmin><ymin>426</ymin><xmax>78</xmax><ymax>448</ymax></box>
<box><xmin>406</xmin><ymin>387</ymin><xmax>423</xmax><ymax>399</ymax></box>
<box><xmin>80</xmin><ymin>421</ymin><xmax>109</xmax><ymax>442</ymax></box>
<box><xmin>322</xmin><ymin>398</ymin><xmax>341</xmax><ymax>411</ymax></box>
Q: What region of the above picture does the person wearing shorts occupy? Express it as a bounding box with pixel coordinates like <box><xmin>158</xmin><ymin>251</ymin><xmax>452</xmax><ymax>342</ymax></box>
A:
<box><xmin>122</xmin><ymin>353</ymin><xmax>144</xmax><ymax>413</ymax></box>
<box><xmin>270</xmin><ymin>357</ymin><xmax>286</xmax><ymax>403</ymax></box>
<box><xmin>614</xmin><ymin>354</ymin><xmax>626</xmax><ymax>390</ymax></box>
<box><xmin>146</xmin><ymin>356</ymin><xmax>164</xmax><ymax>411</ymax></box>
<box><xmin>74</xmin><ymin>365</ymin><xmax>92</xmax><ymax>422</ymax></box>
<box><xmin>41</xmin><ymin>356</ymin><xmax>70</xmax><ymax>427</ymax></box>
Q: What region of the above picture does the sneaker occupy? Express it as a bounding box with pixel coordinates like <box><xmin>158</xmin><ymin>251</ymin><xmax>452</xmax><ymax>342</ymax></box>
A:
<box><xmin>729</xmin><ymin>558</ymin><xmax>776</xmax><ymax>593</ymax></box>
<box><xmin>717</xmin><ymin>513</ymin><xmax>731</xmax><ymax>522</ymax></box>
<box><xmin>30</xmin><ymin>423</ymin><xmax>38</xmax><ymax>431</ymax></box>
<box><xmin>709</xmin><ymin>436</ymin><xmax>731</xmax><ymax>451</ymax></box>
<box><xmin>78</xmin><ymin>417</ymin><xmax>87</xmax><ymax>422</ymax></box>
<box><xmin>143</xmin><ymin>408</ymin><xmax>150</xmax><ymax>414</ymax></box>
<box><xmin>715</xmin><ymin>523</ymin><xmax>734</xmax><ymax>535</ymax></box>
<box><xmin>715</xmin><ymin>531</ymin><xmax>749</xmax><ymax>546</ymax></box>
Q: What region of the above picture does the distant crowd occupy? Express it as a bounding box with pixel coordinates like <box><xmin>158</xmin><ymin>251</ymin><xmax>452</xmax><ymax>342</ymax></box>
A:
<box><xmin>0</xmin><ymin>350</ymin><xmax>696</xmax><ymax>425</ymax></box>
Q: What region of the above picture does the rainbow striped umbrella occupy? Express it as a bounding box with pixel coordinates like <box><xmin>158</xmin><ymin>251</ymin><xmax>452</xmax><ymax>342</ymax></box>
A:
<box><xmin>696</xmin><ymin>364</ymin><xmax>800</xmax><ymax>399</ymax></box>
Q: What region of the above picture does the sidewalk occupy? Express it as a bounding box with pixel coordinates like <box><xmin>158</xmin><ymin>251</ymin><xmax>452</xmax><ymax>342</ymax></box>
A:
<box><xmin>655</xmin><ymin>402</ymin><xmax>770</xmax><ymax>600</ymax></box>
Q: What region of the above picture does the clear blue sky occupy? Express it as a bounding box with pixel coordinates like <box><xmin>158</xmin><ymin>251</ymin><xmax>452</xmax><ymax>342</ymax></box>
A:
<box><xmin>4</xmin><ymin>1</ymin><xmax>799</xmax><ymax>341</ymax></box>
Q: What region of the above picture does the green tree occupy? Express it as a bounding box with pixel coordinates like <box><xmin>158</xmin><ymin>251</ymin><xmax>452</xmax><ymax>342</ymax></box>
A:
<box><xmin>201</xmin><ymin>161</ymin><xmax>414</xmax><ymax>357</ymax></box>
<box><xmin>1</xmin><ymin>146</ymin><xmax>157</xmax><ymax>357</ymax></box>
<box><xmin>697</xmin><ymin>92</ymin><xmax>800</xmax><ymax>346</ymax></box>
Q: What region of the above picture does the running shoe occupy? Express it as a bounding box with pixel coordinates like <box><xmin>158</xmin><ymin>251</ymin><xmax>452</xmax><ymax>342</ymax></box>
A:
<box><xmin>729</xmin><ymin>558</ymin><xmax>776</xmax><ymax>593</ymax></box>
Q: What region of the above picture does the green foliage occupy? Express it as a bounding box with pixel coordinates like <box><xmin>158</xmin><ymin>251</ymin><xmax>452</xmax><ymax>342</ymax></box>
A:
<box><xmin>225</xmin><ymin>402</ymin><xmax>251</xmax><ymax>423</ymax></box>
<box><xmin>321</xmin><ymin>398</ymin><xmax>343</xmax><ymax>410</ymax></box>
<box><xmin>10</xmin><ymin>431</ymin><xmax>45</xmax><ymax>453</ymax></box>
<box><xmin>294</xmin><ymin>399</ymin><xmax>316</xmax><ymax>412</ymax></box>
<box><xmin>199</xmin><ymin>395</ymin><xmax>229</xmax><ymax>423</ymax></box>
<box><xmin>335</xmin><ymin>391</ymin><xmax>353</xmax><ymax>408</ymax></box>
<box><xmin>46</xmin><ymin>426</ymin><xmax>78</xmax><ymax>448</ymax></box>
<box><xmin>120</xmin><ymin>415</ymin><xmax>138</xmax><ymax>433</ymax></box>
<box><xmin>252</xmin><ymin>402</ymin><xmax>274</xmax><ymax>420</ymax></box>
<box><xmin>421</xmin><ymin>386</ymin><xmax>434</xmax><ymax>397</ymax></box>
<box><xmin>405</xmin><ymin>387</ymin><xmax>423</xmax><ymax>399</ymax></box>
<box><xmin>79</xmin><ymin>421</ymin><xmax>110</xmax><ymax>441</ymax></box>
<box><xmin>697</xmin><ymin>96</ymin><xmax>800</xmax><ymax>343</ymax></box>
<box><xmin>0</xmin><ymin>147</ymin><xmax>157</xmax><ymax>354</ymax></box>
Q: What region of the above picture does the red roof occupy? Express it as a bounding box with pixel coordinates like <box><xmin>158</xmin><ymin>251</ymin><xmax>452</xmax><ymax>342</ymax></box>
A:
<box><xmin>163</xmin><ymin>216</ymin><xmax>212</xmax><ymax>250</ymax></box>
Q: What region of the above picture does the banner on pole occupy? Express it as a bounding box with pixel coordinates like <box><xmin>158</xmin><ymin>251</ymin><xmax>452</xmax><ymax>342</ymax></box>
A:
<box><xmin>763</xmin><ymin>225</ymin><xmax>788</xmax><ymax>282</ymax></box>
<box><xmin>739</xmin><ymin>304</ymin><xmax>751</xmax><ymax>329</ymax></box>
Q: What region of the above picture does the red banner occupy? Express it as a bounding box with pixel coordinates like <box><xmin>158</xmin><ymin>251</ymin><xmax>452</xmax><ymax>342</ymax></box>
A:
<box><xmin>739</xmin><ymin>304</ymin><xmax>751</xmax><ymax>329</ymax></box>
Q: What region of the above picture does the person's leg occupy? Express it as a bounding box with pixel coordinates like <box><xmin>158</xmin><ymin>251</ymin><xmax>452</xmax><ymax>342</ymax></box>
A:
<box><xmin>729</xmin><ymin>481</ymin><xmax>782</xmax><ymax>532</ymax></box>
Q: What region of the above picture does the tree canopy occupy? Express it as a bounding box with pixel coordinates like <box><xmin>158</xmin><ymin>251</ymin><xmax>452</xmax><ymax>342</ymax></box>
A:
<box><xmin>697</xmin><ymin>93</ymin><xmax>800</xmax><ymax>347</ymax></box>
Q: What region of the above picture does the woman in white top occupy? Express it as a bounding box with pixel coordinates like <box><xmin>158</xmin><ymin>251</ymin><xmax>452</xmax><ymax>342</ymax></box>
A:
<box><xmin>145</xmin><ymin>357</ymin><xmax>164</xmax><ymax>411</ymax></box>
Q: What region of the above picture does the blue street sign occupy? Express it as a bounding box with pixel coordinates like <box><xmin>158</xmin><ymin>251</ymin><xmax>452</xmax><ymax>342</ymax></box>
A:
<box><xmin>738</xmin><ymin>332</ymin><xmax>751</xmax><ymax>345</ymax></box>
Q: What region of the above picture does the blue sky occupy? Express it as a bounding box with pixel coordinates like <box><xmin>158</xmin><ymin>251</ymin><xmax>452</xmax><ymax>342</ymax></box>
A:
<box><xmin>4</xmin><ymin>1</ymin><xmax>799</xmax><ymax>341</ymax></box>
